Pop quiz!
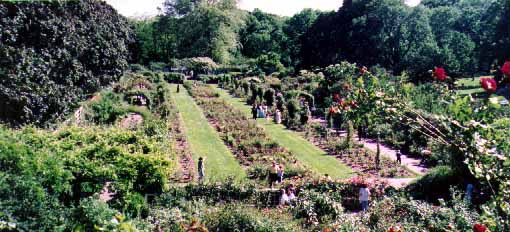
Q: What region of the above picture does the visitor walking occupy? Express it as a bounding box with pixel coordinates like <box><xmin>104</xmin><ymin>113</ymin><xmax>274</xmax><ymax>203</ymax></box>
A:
<box><xmin>270</xmin><ymin>161</ymin><xmax>279</xmax><ymax>188</ymax></box>
<box><xmin>396</xmin><ymin>149</ymin><xmax>402</xmax><ymax>164</ymax></box>
<box><xmin>252</xmin><ymin>104</ymin><xmax>258</xmax><ymax>120</ymax></box>
<box><xmin>359</xmin><ymin>184</ymin><xmax>370</xmax><ymax>212</ymax></box>
<box><xmin>466</xmin><ymin>183</ymin><xmax>474</xmax><ymax>204</ymax></box>
<box><xmin>177</xmin><ymin>84</ymin><xmax>180</xmax><ymax>93</ymax></box>
<box><xmin>275</xmin><ymin>109</ymin><xmax>282</xmax><ymax>124</ymax></box>
<box><xmin>259</xmin><ymin>104</ymin><xmax>267</xmax><ymax>118</ymax></box>
<box><xmin>277</xmin><ymin>164</ymin><xmax>284</xmax><ymax>183</ymax></box>
<box><xmin>198</xmin><ymin>157</ymin><xmax>205</xmax><ymax>182</ymax></box>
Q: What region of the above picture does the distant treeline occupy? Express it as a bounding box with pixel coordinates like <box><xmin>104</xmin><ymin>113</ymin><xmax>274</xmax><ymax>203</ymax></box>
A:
<box><xmin>134</xmin><ymin>0</ymin><xmax>510</xmax><ymax>79</ymax></box>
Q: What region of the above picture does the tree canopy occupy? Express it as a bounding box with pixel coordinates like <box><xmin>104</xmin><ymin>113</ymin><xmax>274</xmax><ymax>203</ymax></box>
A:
<box><xmin>0</xmin><ymin>0</ymin><xmax>135</xmax><ymax>126</ymax></box>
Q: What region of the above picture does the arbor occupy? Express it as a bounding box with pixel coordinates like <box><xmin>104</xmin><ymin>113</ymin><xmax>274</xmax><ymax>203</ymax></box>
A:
<box><xmin>0</xmin><ymin>0</ymin><xmax>135</xmax><ymax>126</ymax></box>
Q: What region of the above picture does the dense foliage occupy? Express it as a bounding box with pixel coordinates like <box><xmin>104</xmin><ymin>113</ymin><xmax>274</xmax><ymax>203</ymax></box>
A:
<box><xmin>0</xmin><ymin>0</ymin><xmax>135</xmax><ymax>126</ymax></box>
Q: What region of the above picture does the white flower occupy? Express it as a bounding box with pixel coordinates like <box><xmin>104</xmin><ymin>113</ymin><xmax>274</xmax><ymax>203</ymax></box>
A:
<box><xmin>489</xmin><ymin>97</ymin><xmax>499</xmax><ymax>105</ymax></box>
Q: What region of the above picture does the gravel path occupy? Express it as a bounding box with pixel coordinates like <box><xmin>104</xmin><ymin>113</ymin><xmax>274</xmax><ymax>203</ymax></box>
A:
<box><xmin>310</xmin><ymin>118</ymin><xmax>430</xmax><ymax>188</ymax></box>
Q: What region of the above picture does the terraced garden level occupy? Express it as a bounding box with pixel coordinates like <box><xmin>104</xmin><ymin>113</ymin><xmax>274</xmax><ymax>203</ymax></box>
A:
<box><xmin>214</xmin><ymin>86</ymin><xmax>353</xmax><ymax>179</ymax></box>
<box><xmin>171</xmin><ymin>84</ymin><xmax>246</xmax><ymax>181</ymax></box>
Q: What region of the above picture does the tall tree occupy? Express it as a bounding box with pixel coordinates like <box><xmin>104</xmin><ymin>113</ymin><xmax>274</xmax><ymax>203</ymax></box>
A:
<box><xmin>0</xmin><ymin>0</ymin><xmax>135</xmax><ymax>126</ymax></box>
<box><xmin>284</xmin><ymin>9</ymin><xmax>319</xmax><ymax>67</ymax></box>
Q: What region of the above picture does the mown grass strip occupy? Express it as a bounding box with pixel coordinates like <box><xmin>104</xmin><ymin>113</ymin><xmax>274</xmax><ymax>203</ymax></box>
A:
<box><xmin>171</xmin><ymin>85</ymin><xmax>246</xmax><ymax>181</ymax></box>
<box><xmin>215</xmin><ymin>86</ymin><xmax>354</xmax><ymax>179</ymax></box>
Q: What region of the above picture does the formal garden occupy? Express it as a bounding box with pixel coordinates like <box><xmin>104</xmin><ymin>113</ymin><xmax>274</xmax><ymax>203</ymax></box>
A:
<box><xmin>1</xmin><ymin>0</ymin><xmax>510</xmax><ymax>231</ymax></box>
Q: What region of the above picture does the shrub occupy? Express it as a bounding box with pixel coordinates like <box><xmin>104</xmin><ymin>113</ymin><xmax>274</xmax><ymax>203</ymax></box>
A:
<box><xmin>149</xmin><ymin>62</ymin><xmax>167</xmax><ymax>72</ymax></box>
<box><xmin>0</xmin><ymin>0</ymin><xmax>134</xmax><ymax>126</ymax></box>
<box><xmin>87</xmin><ymin>92</ymin><xmax>126</xmax><ymax>124</ymax></box>
<box><xmin>130</xmin><ymin>64</ymin><xmax>147</xmax><ymax>72</ymax></box>
<box><xmin>407</xmin><ymin>166</ymin><xmax>462</xmax><ymax>202</ymax></box>
<box><xmin>164</xmin><ymin>72</ymin><xmax>185</xmax><ymax>83</ymax></box>
<box><xmin>72</xmin><ymin>197</ymin><xmax>137</xmax><ymax>231</ymax></box>
<box><xmin>202</xmin><ymin>205</ymin><xmax>298</xmax><ymax>232</ymax></box>
<box><xmin>292</xmin><ymin>190</ymin><xmax>344</xmax><ymax>224</ymax></box>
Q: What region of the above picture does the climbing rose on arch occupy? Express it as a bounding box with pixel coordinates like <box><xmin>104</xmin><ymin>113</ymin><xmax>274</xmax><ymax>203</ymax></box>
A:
<box><xmin>433</xmin><ymin>67</ymin><xmax>447</xmax><ymax>81</ymax></box>
<box><xmin>480</xmin><ymin>77</ymin><xmax>497</xmax><ymax>92</ymax></box>
<box><xmin>501</xmin><ymin>61</ymin><xmax>510</xmax><ymax>76</ymax></box>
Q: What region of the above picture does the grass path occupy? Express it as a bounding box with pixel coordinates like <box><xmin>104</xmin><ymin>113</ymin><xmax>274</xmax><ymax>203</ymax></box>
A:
<box><xmin>171</xmin><ymin>85</ymin><xmax>246</xmax><ymax>181</ymax></box>
<box><xmin>215</xmin><ymin>86</ymin><xmax>353</xmax><ymax>179</ymax></box>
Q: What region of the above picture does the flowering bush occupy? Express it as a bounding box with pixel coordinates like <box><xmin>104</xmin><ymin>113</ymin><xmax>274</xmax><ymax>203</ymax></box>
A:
<box><xmin>480</xmin><ymin>77</ymin><xmax>497</xmax><ymax>92</ymax></box>
<box><xmin>292</xmin><ymin>190</ymin><xmax>344</xmax><ymax>225</ymax></box>
<box><xmin>501</xmin><ymin>61</ymin><xmax>510</xmax><ymax>77</ymax></box>
<box><xmin>433</xmin><ymin>67</ymin><xmax>447</xmax><ymax>81</ymax></box>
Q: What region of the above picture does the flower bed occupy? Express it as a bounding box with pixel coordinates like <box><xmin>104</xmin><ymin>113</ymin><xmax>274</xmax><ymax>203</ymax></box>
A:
<box><xmin>185</xmin><ymin>83</ymin><xmax>311</xmax><ymax>181</ymax></box>
<box><xmin>307</xmin><ymin>122</ymin><xmax>415</xmax><ymax>178</ymax></box>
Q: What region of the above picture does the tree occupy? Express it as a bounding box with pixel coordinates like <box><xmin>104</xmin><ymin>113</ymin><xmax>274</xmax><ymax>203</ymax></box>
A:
<box><xmin>255</xmin><ymin>52</ymin><xmax>285</xmax><ymax>74</ymax></box>
<box><xmin>284</xmin><ymin>9</ymin><xmax>319</xmax><ymax>67</ymax></box>
<box><xmin>0</xmin><ymin>0</ymin><xmax>135</xmax><ymax>126</ymax></box>
<box><xmin>240</xmin><ymin>9</ymin><xmax>287</xmax><ymax>62</ymax></box>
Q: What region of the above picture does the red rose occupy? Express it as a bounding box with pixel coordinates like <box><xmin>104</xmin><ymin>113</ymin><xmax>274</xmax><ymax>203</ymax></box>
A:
<box><xmin>350</xmin><ymin>100</ymin><xmax>358</xmax><ymax>108</ymax></box>
<box><xmin>480</xmin><ymin>77</ymin><xmax>497</xmax><ymax>92</ymax></box>
<box><xmin>433</xmin><ymin>67</ymin><xmax>447</xmax><ymax>81</ymax></box>
<box><xmin>501</xmin><ymin>61</ymin><xmax>510</xmax><ymax>76</ymax></box>
<box><xmin>333</xmin><ymin>93</ymin><xmax>341</xmax><ymax>101</ymax></box>
<box><xmin>473</xmin><ymin>224</ymin><xmax>487</xmax><ymax>232</ymax></box>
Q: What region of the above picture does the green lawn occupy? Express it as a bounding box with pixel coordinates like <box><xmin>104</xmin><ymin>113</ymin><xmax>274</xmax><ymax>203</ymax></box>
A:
<box><xmin>215</xmin><ymin>86</ymin><xmax>354</xmax><ymax>179</ymax></box>
<box><xmin>171</xmin><ymin>85</ymin><xmax>246</xmax><ymax>181</ymax></box>
<box><xmin>455</xmin><ymin>76</ymin><xmax>486</xmax><ymax>96</ymax></box>
<box><xmin>455</xmin><ymin>76</ymin><xmax>482</xmax><ymax>88</ymax></box>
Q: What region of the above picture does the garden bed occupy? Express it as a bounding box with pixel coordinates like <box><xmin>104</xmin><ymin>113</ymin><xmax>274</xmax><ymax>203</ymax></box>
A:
<box><xmin>305</xmin><ymin>122</ymin><xmax>415</xmax><ymax>178</ymax></box>
<box><xmin>185</xmin><ymin>83</ymin><xmax>311</xmax><ymax>181</ymax></box>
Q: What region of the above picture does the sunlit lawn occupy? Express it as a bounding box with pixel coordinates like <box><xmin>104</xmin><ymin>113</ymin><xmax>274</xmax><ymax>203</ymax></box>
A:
<box><xmin>215</xmin><ymin>85</ymin><xmax>354</xmax><ymax>179</ymax></box>
<box><xmin>172</xmin><ymin>85</ymin><xmax>246</xmax><ymax>181</ymax></box>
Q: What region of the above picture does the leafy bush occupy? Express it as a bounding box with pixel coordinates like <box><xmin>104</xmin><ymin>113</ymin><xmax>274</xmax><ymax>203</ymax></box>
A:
<box><xmin>292</xmin><ymin>190</ymin><xmax>344</xmax><ymax>224</ymax></box>
<box><xmin>0</xmin><ymin>125</ymin><xmax>175</xmax><ymax>230</ymax></box>
<box><xmin>72</xmin><ymin>197</ymin><xmax>137</xmax><ymax>231</ymax></box>
<box><xmin>87</xmin><ymin>92</ymin><xmax>126</xmax><ymax>124</ymax></box>
<box><xmin>0</xmin><ymin>0</ymin><xmax>134</xmax><ymax>126</ymax></box>
<box><xmin>407</xmin><ymin>166</ymin><xmax>463</xmax><ymax>202</ymax></box>
<box><xmin>164</xmin><ymin>72</ymin><xmax>186</xmax><ymax>83</ymax></box>
<box><xmin>202</xmin><ymin>205</ymin><xmax>299</xmax><ymax>232</ymax></box>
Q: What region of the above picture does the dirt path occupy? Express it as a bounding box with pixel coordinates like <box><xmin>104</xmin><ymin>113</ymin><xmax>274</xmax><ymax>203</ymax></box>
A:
<box><xmin>310</xmin><ymin>117</ymin><xmax>429</xmax><ymax>188</ymax></box>
<box><xmin>173</xmin><ymin>119</ymin><xmax>195</xmax><ymax>183</ymax></box>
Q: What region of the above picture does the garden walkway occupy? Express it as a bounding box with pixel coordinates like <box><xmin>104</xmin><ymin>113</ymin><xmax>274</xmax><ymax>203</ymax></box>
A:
<box><xmin>215</xmin><ymin>86</ymin><xmax>354</xmax><ymax>179</ymax></box>
<box><xmin>310</xmin><ymin>118</ymin><xmax>429</xmax><ymax>176</ymax></box>
<box><xmin>172</xmin><ymin>85</ymin><xmax>246</xmax><ymax>181</ymax></box>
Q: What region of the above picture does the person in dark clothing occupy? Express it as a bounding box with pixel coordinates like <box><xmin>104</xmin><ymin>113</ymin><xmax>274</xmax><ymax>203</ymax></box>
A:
<box><xmin>252</xmin><ymin>104</ymin><xmax>258</xmax><ymax>120</ymax></box>
<box><xmin>396</xmin><ymin>150</ymin><xmax>402</xmax><ymax>164</ymax></box>
<box><xmin>177</xmin><ymin>84</ymin><xmax>180</xmax><ymax>93</ymax></box>
<box><xmin>198</xmin><ymin>157</ymin><xmax>205</xmax><ymax>181</ymax></box>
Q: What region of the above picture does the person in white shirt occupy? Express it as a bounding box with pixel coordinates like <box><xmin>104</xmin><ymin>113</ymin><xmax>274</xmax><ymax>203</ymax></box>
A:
<box><xmin>275</xmin><ymin>109</ymin><xmax>282</xmax><ymax>124</ymax></box>
<box><xmin>359</xmin><ymin>184</ymin><xmax>370</xmax><ymax>212</ymax></box>
<box><xmin>279</xmin><ymin>188</ymin><xmax>290</xmax><ymax>207</ymax></box>
<box><xmin>288</xmin><ymin>188</ymin><xmax>296</xmax><ymax>205</ymax></box>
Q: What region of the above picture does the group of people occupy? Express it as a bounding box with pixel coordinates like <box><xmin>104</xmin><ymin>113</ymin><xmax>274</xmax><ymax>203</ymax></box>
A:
<box><xmin>252</xmin><ymin>103</ymin><xmax>269</xmax><ymax>119</ymax></box>
<box><xmin>279</xmin><ymin>184</ymin><xmax>297</xmax><ymax>207</ymax></box>
<box><xmin>251</xmin><ymin>103</ymin><xmax>283</xmax><ymax>124</ymax></box>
